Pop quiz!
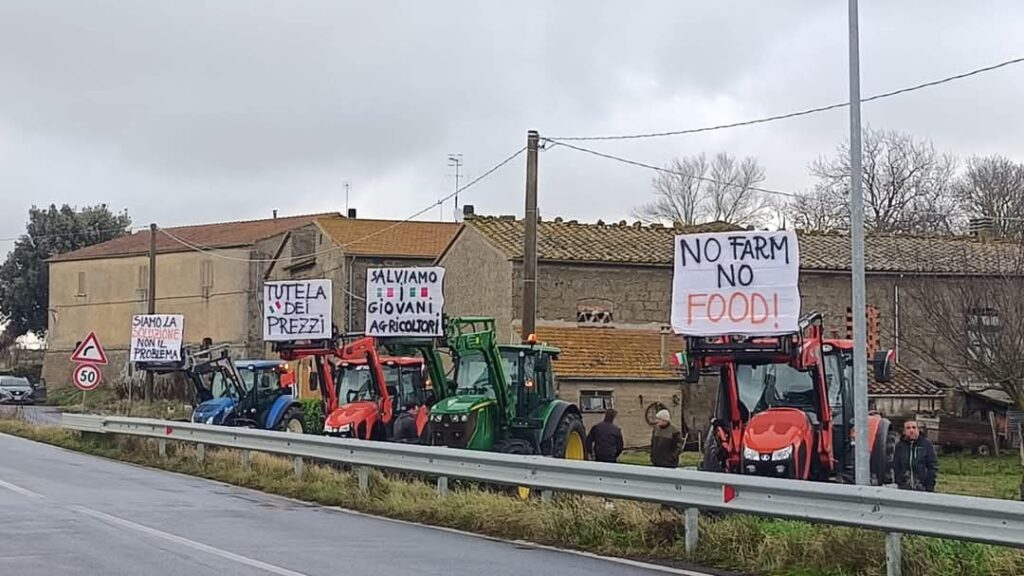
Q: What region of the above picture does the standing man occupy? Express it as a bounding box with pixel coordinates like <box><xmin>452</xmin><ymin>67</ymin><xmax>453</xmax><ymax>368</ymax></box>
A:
<box><xmin>650</xmin><ymin>408</ymin><xmax>683</xmax><ymax>468</ymax></box>
<box><xmin>586</xmin><ymin>408</ymin><xmax>624</xmax><ymax>463</ymax></box>
<box><xmin>892</xmin><ymin>419</ymin><xmax>939</xmax><ymax>492</ymax></box>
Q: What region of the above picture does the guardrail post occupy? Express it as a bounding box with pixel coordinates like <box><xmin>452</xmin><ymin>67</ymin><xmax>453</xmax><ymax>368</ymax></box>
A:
<box><xmin>357</xmin><ymin>466</ymin><xmax>370</xmax><ymax>492</ymax></box>
<box><xmin>886</xmin><ymin>532</ymin><xmax>902</xmax><ymax>576</ymax></box>
<box><xmin>293</xmin><ymin>457</ymin><xmax>304</xmax><ymax>479</ymax></box>
<box><xmin>240</xmin><ymin>449</ymin><xmax>251</xmax><ymax>472</ymax></box>
<box><xmin>158</xmin><ymin>439</ymin><xmax>166</xmax><ymax>458</ymax></box>
<box><xmin>437</xmin><ymin>476</ymin><xmax>448</xmax><ymax>498</ymax></box>
<box><xmin>684</xmin><ymin>508</ymin><xmax>699</xmax><ymax>554</ymax></box>
<box><xmin>540</xmin><ymin>490</ymin><xmax>552</xmax><ymax>503</ymax></box>
<box><xmin>196</xmin><ymin>443</ymin><xmax>205</xmax><ymax>465</ymax></box>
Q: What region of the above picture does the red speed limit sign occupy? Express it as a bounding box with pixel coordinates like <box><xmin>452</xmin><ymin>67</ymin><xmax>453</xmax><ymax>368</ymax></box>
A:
<box><xmin>72</xmin><ymin>363</ymin><xmax>103</xmax><ymax>391</ymax></box>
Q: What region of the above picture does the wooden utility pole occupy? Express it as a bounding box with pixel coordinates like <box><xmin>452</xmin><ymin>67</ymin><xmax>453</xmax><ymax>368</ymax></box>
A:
<box><xmin>145</xmin><ymin>223</ymin><xmax>157</xmax><ymax>402</ymax></box>
<box><xmin>522</xmin><ymin>131</ymin><xmax>539</xmax><ymax>342</ymax></box>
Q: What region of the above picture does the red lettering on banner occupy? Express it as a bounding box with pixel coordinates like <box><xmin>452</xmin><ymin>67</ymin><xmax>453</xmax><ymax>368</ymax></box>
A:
<box><xmin>684</xmin><ymin>291</ymin><xmax>783</xmax><ymax>326</ymax></box>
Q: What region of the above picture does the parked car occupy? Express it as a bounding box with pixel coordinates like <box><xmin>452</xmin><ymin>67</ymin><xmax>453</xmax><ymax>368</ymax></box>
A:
<box><xmin>0</xmin><ymin>376</ymin><xmax>35</xmax><ymax>405</ymax></box>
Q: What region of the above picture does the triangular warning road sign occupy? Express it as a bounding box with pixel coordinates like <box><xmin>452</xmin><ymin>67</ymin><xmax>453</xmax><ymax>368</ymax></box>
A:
<box><xmin>70</xmin><ymin>332</ymin><xmax>108</xmax><ymax>365</ymax></box>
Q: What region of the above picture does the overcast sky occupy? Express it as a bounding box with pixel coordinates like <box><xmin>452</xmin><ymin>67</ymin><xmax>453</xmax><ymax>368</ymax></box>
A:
<box><xmin>2</xmin><ymin>1</ymin><xmax>1022</xmax><ymax>252</ymax></box>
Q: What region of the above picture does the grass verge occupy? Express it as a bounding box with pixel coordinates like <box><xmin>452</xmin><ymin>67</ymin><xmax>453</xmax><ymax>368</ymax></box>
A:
<box><xmin>0</xmin><ymin>418</ymin><xmax>1020</xmax><ymax>576</ymax></box>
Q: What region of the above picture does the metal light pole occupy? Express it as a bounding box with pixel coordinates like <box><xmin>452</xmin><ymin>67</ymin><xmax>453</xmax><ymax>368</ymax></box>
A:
<box><xmin>848</xmin><ymin>0</ymin><xmax>870</xmax><ymax>486</ymax></box>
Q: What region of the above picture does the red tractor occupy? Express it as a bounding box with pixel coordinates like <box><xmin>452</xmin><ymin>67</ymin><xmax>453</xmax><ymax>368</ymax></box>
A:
<box><xmin>277</xmin><ymin>336</ymin><xmax>441</xmax><ymax>442</ymax></box>
<box><xmin>687</xmin><ymin>312</ymin><xmax>895</xmax><ymax>484</ymax></box>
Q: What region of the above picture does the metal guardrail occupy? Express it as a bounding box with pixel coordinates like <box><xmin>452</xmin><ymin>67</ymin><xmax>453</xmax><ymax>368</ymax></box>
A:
<box><xmin>63</xmin><ymin>414</ymin><xmax>1024</xmax><ymax>552</ymax></box>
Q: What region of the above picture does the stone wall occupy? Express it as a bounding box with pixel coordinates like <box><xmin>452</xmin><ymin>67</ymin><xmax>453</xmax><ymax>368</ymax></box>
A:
<box><xmin>556</xmin><ymin>378</ymin><xmax>685</xmax><ymax>448</ymax></box>
<box><xmin>437</xmin><ymin>227</ymin><xmax>515</xmax><ymax>342</ymax></box>
<box><xmin>512</xmin><ymin>263</ymin><xmax>672</xmax><ymax>326</ymax></box>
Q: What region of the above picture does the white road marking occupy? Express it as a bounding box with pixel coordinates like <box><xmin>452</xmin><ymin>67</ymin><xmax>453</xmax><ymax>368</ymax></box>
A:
<box><xmin>0</xmin><ymin>477</ymin><xmax>46</xmax><ymax>499</ymax></box>
<box><xmin>72</xmin><ymin>506</ymin><xmax>310</xmax><ymax>576</ymax></box>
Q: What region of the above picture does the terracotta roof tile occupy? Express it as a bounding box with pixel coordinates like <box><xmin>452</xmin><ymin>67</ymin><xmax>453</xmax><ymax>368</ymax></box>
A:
<box><xmin>317</xmin><ymin>217</ymin><xmax>458</xmax><ymax>258</ymax></box>
<box><xmin>50</xmin><ymin>213</ymin><xmax>336</xmax><ymax>262</ymax></box>
<box><xmin>530</xmin><ymin>325</ymin><xmax>683</xmax><ymax>380</ymax></box>
<box><xmin>869</xmin><ymin>364</ymin><xmax>944</xmax><ymax>397</ymax></box>
<box><xmin>465</xmin><ymin>215</ymin><xmax>1022</xmax><ymax>275</ymax></box>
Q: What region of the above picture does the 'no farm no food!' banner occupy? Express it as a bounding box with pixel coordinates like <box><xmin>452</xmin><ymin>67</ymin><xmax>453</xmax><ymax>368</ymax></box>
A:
<box><xmin>366</xmin><ymin>267</ymin><xmax>445</xmax><ymax>337</ymax></box>
<box><xmin>263</xmin><ymin>279</ymin><xmax>333</xmax><ymax>341</ymax></box>
<box><xmin>670</xmin><ymin>230</ymin><xmax>800</xmax><ymax>336</ymax></box>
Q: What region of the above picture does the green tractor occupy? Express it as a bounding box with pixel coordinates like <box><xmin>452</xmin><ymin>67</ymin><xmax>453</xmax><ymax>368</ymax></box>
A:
<box><xmin>425</xmin><ymin>317</ymin><xmax>587</xmax><ymax>462</ymax></box>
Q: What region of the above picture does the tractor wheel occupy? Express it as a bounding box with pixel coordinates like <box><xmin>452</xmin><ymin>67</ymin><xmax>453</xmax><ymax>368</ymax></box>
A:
<box><xmin>493</xmin><ymin>439</ymin><xmax>535</xmax><ymax>500</ymax></box>
<box><xmin>278</xmin><ymin>406</ymin><xmax>305</xmax><ymax>434</ymax></box>
<box><xmin>699</xmin><ymin>427</ymin><xmax>725</xmax><ymax>473</ymax></box>
<box><xmin>976</xmin><ymin>443</ymin><xmax>992</xmax><ymax>457</ymax></box>
<box><xmin>550</xmin><ymin>412</ymin><xmax>587</xmax><ymax>461</ymax></box>
<box><xmin>869</xmin><ymin>419</ymin><xmax>897</xmax><ymax>486</ymax></box>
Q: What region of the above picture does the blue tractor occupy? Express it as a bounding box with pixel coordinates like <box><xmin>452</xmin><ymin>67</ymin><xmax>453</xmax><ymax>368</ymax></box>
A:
<box><xmin>147</xmin><ymin>345</ymin><xmax>306</xmax><ymax>433</ymax></box>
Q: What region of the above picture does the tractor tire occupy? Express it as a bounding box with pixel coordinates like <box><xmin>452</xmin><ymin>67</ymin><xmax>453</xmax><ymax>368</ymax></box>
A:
<box><xmin>494</xmin><ymin>439</ymin><xmax>534</xmax><ymax>455</ymax></box>
<box><xmin>494</xmin><ymin>439</ymin><xmax>536</xmax><ymax>500</ymax></box>
<box><xmin>550</xmin><ymin>412</ymin><xmax>587</xmax><ymax>461</ymax></box>
<box><xmin>869</xmin><ymin>419</ymin><xmax>897</xmax><ymax>486</ymax></box>
<box><xmin>277</xmin><ymin>406</ymin><xmax>305</xmax><ymax>434</ymax></box>
<box><xmin>699</xmin><ymin>427</ymin><xmax>725</xmax><ymax>473</ymax></box>
<box><xmin>976</xmin><ymin>443</ymin><xmax>992</xmax><ymax>457</ymax></box>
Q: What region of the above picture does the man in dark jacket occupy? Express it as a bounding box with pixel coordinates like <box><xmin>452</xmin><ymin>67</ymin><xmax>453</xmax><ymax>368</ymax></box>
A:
<box><xmin>586</xmin><ymin>409</ymin><xmax>624</xmax><ymax>463</ymax></box>
<box><xmin>650</xmin><ymin>409</ymin><xmax>683</xmax><ymax>468</ymax></box>
<box><xmin>892</xmin><ymin>419</ymin><xmax>939</xmax><ymax>491</ymax></box>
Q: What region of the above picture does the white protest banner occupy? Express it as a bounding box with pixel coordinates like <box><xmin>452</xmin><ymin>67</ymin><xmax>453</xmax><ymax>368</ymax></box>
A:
<box><xmin>131</xmin><ymin>314</ymin><xmax>185</xmax><ymax>363</ymax></box>
<box><xmin>263</xmin><ymin>279</ymin><xmax>333</xmax><ymax>341</ymax></box>
<box><xmin>366</xmin><ymin>267</ymin><xmax>445</xmax><ymax>337</ymax></box>
<box><xmin>670</xmin><ymin>230</ymin><xmax>800</xmax><ymax>336</ymax></box>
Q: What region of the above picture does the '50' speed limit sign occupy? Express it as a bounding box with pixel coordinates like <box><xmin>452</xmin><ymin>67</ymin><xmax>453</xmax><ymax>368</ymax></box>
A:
<box><xmin>72</xmin><ymin>363</ymin><xmax>103</xmax><ymax>391</ymax></box>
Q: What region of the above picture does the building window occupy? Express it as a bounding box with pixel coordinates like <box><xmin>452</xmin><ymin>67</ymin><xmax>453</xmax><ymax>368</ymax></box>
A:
<box><xmin>199</xmin><ymin>260</ymin><xmax>214</xmax><ymax>298</ymax></box>
<box><xmin>137</xmin><ymin>265</ymin><xmax>149</xmax><ymax>302</ymax></box>
<box><xmin>967</xmin><ymin>307</ymin><xmax>999</xmax><ymax>362</ymax></box>
<box><xmin>580</xmin><ymin>390</ymin><xmax>614</xmax><ymax>413</ymax></box>
<box><xmin>76</xmin><ymin>271</ymin><xmax>86</xmax><ymax>297</ymax></box>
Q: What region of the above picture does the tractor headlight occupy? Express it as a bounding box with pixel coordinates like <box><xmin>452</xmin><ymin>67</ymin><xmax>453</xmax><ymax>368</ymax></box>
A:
<box><xmin>743</xmin><ymin>446</ymin><xmax>759</xmax><ymax>461</ymax></box>
<box><xmin>205</xmin><ymin>415</ymin><xmax>215</xmax><ymax>425</ymax></box>
<box><xmin>458</xmin><ymin>414</ymin><xmax>468</xmax><ymax>423</ymax></box>
<box><xmin>772</xmin><ymin>446</ymin><xmax>793</xmax><ymax>461</ymax></box>
<box><xmin>432</xmin><ymin>414</ymin><xmax>443</xmax><ymax>423</ymax></box>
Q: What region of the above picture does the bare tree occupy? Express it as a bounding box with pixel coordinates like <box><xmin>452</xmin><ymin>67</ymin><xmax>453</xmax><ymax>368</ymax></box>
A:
<box><xmin>955</xmin><ymin>155</ymin><xmax>1024</xmax><ymax>237</ymax></box>
<box><xmin>635</xmin><ymin>152</ymin><xmax>772</xmax><ymax>227</ymax></box>
<box><xmin>899</xmin><ymin>246</ymin><xmax>1024</xmax><ymax>411</ymax></box>
<box><xmin>791</xmin><ymin>128</ymin><xmax>960</xmax><ymax>233</ymax></box>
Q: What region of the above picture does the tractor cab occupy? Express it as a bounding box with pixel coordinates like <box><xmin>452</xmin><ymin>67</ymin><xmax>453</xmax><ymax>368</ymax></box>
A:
<box><xmin>277</xmin><ymin>335</ymin><xmax>447</xmax><ymax>441</ymax></box>
<box><xmin>429</xmin><ymin>317</ymin><xmax>578</xmax><ymax>457</ymax></box>
<box><xmin>326</xmin><ymin>353</ymin><xmax>431</xmax><ymax>439</ymax></box>
<box><xmin>689</xmin><ymin>313</ymin><xmax>834</xmax><ymax>480</ymax></box>
<box><xmin>146</xmin><ymin>345</ymin><xmax>304</xmax><ymax>433</ymax></box>
<box><xmin>820</xmin><ymin>338</ymin><xmax>896</xmax><ymax>482</ymax></box>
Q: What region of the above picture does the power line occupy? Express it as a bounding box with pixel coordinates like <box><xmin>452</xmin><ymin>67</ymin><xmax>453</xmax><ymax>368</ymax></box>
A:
<box><xmin>549</xmin><ymin>55</ymin><xmax>1024</xmax><ymax>141</ymax></box>
<box><xmin>159</xmin><ymin>146</ymin><xmax>527</xmax><ymax>264</ymax></box>
<box><xmin>544</xmin><ymin>138</ymin><xmax>801</xmax><ymax>199</ymax></box>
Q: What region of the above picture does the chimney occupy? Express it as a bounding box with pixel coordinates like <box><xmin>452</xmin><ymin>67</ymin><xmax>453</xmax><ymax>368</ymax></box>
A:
<box><xmin>969</xmin><ymin>216</ymin><xmax>996</xmax><ymax>239</ymax></box>
<box><xmin>272</xmin><ymin>210</ymin><xmax>278</xmax><ymax>220</ymax></box>
<box><xmin>463</xmin><ymin>204</ymin><xmax>475</xmax><ymax>218</ymax></box>
<box><xmin>347</xmin><ymin>208</ymin><xmax>357</xmax><ymax>219</ymax></box>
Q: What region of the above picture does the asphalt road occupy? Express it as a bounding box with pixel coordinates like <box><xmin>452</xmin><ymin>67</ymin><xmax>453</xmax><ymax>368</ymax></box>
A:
<box><xmin>0</xmin><ymin>432</ymin><xmax>710</xmax><ymax>576</ymax></box>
